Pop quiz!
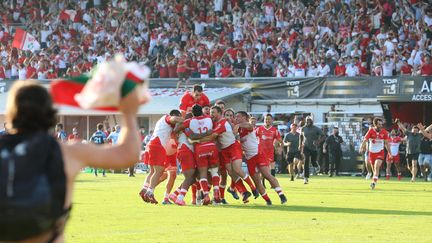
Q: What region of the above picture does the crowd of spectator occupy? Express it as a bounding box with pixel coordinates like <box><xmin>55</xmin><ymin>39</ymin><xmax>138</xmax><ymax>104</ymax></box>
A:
<box><xmin>0</xmin><ymin>0</ymin><xmax>432</xmax><ymax>81</ymax></box>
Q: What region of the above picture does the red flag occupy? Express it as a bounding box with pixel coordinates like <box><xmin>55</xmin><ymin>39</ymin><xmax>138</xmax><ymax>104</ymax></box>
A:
<box><xmin>12</xmin><ymin>28</ymin><xmax>40</xmax><ymax>51</ymax></box>
<box><xmin>12</xmin><ymin>28</ymin><xmax>26</xmax><ymax>49</ymax></box>
<box><xmin>59</xmin><ymin>10</ymin><xmax>77</xmax><ymax>21</ymax></box>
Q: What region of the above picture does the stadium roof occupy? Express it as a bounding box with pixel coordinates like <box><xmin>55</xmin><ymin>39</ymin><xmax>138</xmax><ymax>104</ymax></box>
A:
<box><xmin>0</xmin><ymin>87</ymin><xmax>248</xmax><ymax>115</ymax></box>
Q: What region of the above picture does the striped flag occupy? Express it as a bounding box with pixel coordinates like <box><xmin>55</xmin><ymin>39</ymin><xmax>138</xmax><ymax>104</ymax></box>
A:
<box><xmin>50</xmin><ymin>63</ymin><xmax>150</xmax><ymax>111</ymax></box>
<box><xmin>50</xmin><ymin>75</ymin><xmax>137</xmax><ymax>111</ymax></box>
<box><xmin>12</xmin><ymin>28</ymin><xmax>40</xmax><ymax>51</ymax></box>
<box><xmin>59</xmin><ymin>9</ymin><xmax>77</xmax><ymax>21</ymax></box>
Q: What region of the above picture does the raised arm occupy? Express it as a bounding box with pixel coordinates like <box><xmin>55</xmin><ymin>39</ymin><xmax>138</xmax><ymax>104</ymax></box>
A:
<box><xmin>417</xmin><ymin>123</ymin><xmax>432</xmax><ymax>139</ymax></box>
<box><xmin>395</xmin><ymin>118</ymin><xmax>407</xmax><ymax>134</ymax></box>
<box><xmin>425</xmin><ymin>123</ymin><xmax>432</xmax><ymax>133</ymax></box>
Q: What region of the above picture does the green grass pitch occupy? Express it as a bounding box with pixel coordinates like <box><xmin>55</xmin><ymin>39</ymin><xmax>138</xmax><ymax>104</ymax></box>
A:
<box><xmin>66</xmin><ymin>174</ymin><xmax>432</xmax><ymax>242</ymax></box>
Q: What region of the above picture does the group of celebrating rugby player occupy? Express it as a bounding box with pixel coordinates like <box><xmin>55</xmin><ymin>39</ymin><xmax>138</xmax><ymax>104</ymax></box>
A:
<box><xmin>137</xmin><ymin>84</ymin><xmax>432</xmax><ymax>206</ymax></box>
<box><xmin>139</xmin><ymin>84</ymin><xmax>287</xmax><ymax>206</ymax></box>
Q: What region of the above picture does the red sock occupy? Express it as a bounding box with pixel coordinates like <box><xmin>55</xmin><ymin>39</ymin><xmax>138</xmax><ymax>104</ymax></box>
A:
<box><xmin>180</xmin><ymin>188</ymin><xmax>187</xmax><ymax>196</ymax></box>
<box><xmin>230</xmin><ymin>180</ymin><xmax>236</xmax><ymax>190</ymax></box>
<box><xmin>243</xmin><ymin>176</ymin><xmax>256</xmax><ymax>191</ymax></box>
<box><xmin>212</xmin><ymin>176</ymin><xmax>220</xmax><ymax>190</ymax></box>
<box><xmin>373</xmin><ymin>176</ymin><xmax>378</xmax><ymax>183</ymax></box>
<box><xmin>261</xmin><ymin>192</ymin><xmax>271</xmax><ymax>202</ymax></box>
<box><xmin>174</xmin><ymin>188</ymin><xmax>181</xmax><ymax>196</ymax></box>
<box><xmin>191</xmin><ymin>184</ymin><xmax>197</xmax><ymax>201</ymax></box>
<box><xmin>235</xmin><ymin>178</ymin><xmax>247</xmax><ymax>194</ymax></box>
<box><xmin>199</xmin><ymin>179</ymin><xmax>210</xmax><ymax>194</ymax></box>
<box><xmin>397</xmin><ymin>174</ymin><xmax>402</xmax><ymax>181</ymax></box>
<box><xmin>220</xmin><ymin>185</ymin><xmax>226</xmax><ymax>199</ymax></box>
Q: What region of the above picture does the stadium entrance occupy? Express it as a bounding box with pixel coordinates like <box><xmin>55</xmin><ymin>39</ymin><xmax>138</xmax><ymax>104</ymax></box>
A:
<box><xmin>381</xmin><ymin>102</ymin><xmax>432</xmax><ymax>125</ymax></box>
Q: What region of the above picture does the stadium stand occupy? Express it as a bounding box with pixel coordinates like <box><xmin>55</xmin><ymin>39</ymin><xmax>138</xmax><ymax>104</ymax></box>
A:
<box><xmin>0</xmin><ymin>0</ymin><xmax>432</xmax><ymax>81</ymax></box>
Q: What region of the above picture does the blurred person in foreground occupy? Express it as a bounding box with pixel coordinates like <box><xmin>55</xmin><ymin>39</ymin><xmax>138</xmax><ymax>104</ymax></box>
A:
<box><xmin>0</xmin><ymin>80</ymin><xmax>144</xmax><ymax>242</ymax></box>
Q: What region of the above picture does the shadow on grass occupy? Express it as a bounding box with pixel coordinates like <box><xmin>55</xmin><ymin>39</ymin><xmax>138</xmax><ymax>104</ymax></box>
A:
<box><xmin>223</xmin><ymin>204</ymin><xmax>432</xmax><ymax>216</ymax></box>
<box><xmin>76</xmin><ymin>179</ymin><xmax>103</xmax><ymax>183</ymax></box>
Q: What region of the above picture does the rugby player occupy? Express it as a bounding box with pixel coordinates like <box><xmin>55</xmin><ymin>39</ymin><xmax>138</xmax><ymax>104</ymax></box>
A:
<box><xmin>214</xmin><ymin>100</ymin><xmax>230</xmax><ymax>203</ymax></box>
<box><xmin>168</xmin><ymin>118</ymin><xmax>197</xmax><ymax>206</ymax></box>
<box><xmin>234</xmin><ymin>111</ymin><xmax>287</xmax><ymax>205</ymax></box>
<box><xmin>192</xmin><ymin>106</ymin><xmax>257</xmax><ymax>203</ymax></box>
<box><xmin>386</xmin><ymin>129</ymin><xmax>403</xmax><ymax>180</ymax></box>
<box><xmin>223</xmin><ymin>108</ymin><xmax>240</xmax><ymax>200</ymax></box>
<box><xmin>139</xmin><ymin>110</ymin><xmax>183</xmax><ymax>204</ymax></box>
<box><xmin>360</xmin><ymin>118</ymin><xmax>392</xmax><ymax>189</ymax></box>
<box><xmin>256</xmin><ymin>114</ymin><xmax>283</xmax><ymax>184</ymax></box>
<box><xmin>179</xmin><ymin>105</ymin><xmax>220</xmax><ymax>205</ymax></box>
<box><xmin>179</xmin><ymin>84</ymin><xmax>210</xmax><ymax>117</ymax></box>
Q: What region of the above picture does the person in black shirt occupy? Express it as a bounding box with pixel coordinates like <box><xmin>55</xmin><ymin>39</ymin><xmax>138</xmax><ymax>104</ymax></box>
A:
<box><xmin>1</xmin><ymin>80</ymin><xmax>144</xmax><ymax>242</ymax></box>
<box><xmin>323</xmin><ymin>127</ymin><xmax>344</xmax><ymax>177</ymax></box>
<box><xmin>283</xmin><ymin>124</ymin><xmax>302</xmax><ymax>181</ymax></box>
<box><xmin>300</xmin><ymin>116</ymin><xmax>325</xmax><ymax>184</ymax></box>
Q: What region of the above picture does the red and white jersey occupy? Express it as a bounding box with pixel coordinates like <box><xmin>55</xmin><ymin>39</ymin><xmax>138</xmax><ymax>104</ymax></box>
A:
<box><xmin>256</xmin><ymin>126</ymin><xmax>281</xmax><ymax>152</ymax></box>
<box><xmin>388</xmin><ymin>136</ymin><xmax>402</xmax><ymax>156</ymax></box>
<box><xmin>183</xmin><ymin>115</ymin><xmax>215</xmax><ymax>146</ymax></box>
<box><xmin>213</xmin><ymin>118</ymin><xmax>236</xmax><ymax>149</ymax></box>
<box><xmin>364</xmin><ymin>128</ymin><xmax>389</xmax><ymax>153</ymax></box>
<box><xmin>149</xmin><ymin>115</ymin><xmax>175</xmax><ymax>149</ymax></box>
<box><xmin>238</xmin><ymin>127</ymin><xmax>259</xmax><ymax>160</ymax></box>
<box><xmin>178</xmin><ymin>131</ymin><xmax>194</xmax><ymax>152</ymax></box>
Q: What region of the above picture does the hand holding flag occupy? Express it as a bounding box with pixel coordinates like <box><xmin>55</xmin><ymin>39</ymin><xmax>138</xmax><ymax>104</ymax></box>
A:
<box><xmin>50</xmin><ymin>54</ymin><xmax>151</xmax><ymax>111</ymax></box>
